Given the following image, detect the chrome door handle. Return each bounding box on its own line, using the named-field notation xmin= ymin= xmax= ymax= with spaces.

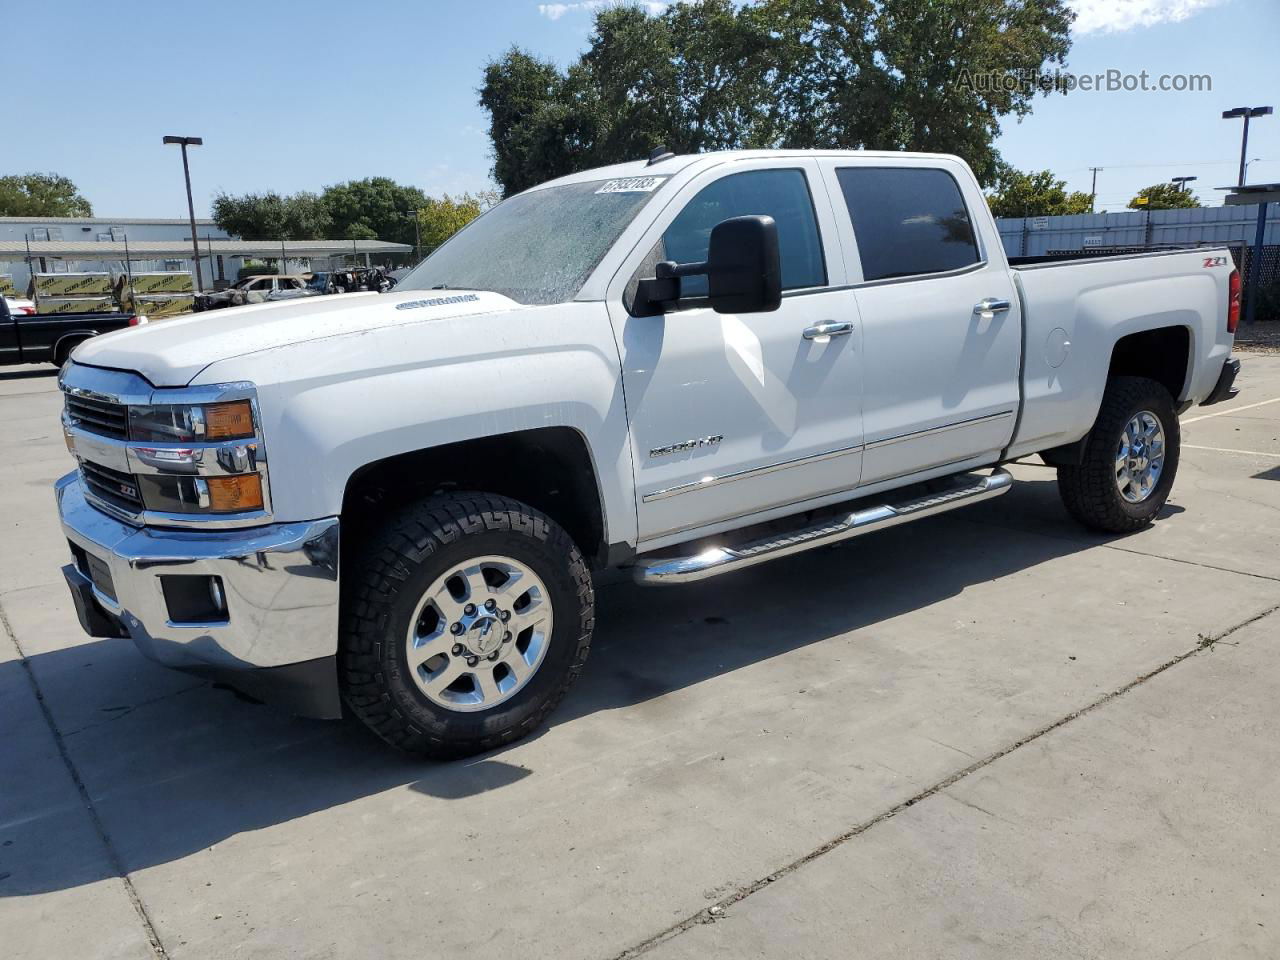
xmin=974 ymin=298 xmax=1012 ymax=316
xmin=803 ymin=320 xmax=853 ymax=341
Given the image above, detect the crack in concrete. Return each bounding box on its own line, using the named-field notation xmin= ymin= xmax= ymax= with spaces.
xmin=0 ymin=596 xmax=170 ymax=960
xmin=609 ymin=601 xmax=1280 ymax=960
xmin=61 ymin=681 xmax=209 ymax=738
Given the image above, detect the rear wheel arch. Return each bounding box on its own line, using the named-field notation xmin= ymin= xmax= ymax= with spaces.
xmin=52 ymin=332 xmax=97 ymax=367
xmin=1107 ymin=325 xmax=1192 ymax=402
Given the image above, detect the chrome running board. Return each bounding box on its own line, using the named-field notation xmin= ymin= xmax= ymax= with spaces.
xmin=633 ymin=469 xmax=1012 ymax=585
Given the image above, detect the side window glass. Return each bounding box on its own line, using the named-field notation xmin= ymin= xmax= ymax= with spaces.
xmin=834 ymin=167 xmax=979 ymax=282
xmin=662 ymin=168 xmax=826 ymax=298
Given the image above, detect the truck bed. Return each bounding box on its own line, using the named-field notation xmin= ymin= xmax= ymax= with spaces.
xmin=1006 ymin=245 xmax=1235 ymax=460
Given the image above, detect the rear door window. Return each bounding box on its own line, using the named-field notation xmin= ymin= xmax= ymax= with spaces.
xmin=835 ymin=167 xmax=980 ymax=282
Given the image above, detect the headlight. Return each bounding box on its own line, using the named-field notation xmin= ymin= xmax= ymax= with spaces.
xmin=129 ymin=400 xmax=256 ymax=443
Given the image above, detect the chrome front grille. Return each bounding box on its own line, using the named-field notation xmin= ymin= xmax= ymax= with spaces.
xmin=80 ymin=460 xmax=144 ymax=513
xmin=66 ymin=394 xmax=129 ymax=440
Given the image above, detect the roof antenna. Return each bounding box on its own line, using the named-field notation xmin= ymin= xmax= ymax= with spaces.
xmin=647 ymin=145 xmax=675 ymax=166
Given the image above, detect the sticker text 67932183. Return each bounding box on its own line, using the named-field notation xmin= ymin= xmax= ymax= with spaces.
xmin=596 ymin=177 xmax=667 ymax=194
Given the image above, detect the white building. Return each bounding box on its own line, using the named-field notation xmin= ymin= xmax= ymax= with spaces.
xmin=0 ymin=216 xmax=411 ymax=293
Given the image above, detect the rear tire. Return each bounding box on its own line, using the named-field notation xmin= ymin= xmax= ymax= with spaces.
xmin=339 ymin=492 xmax=593 ymax=759
xmin=1057 ymin=376 xmax=1180 ymax=533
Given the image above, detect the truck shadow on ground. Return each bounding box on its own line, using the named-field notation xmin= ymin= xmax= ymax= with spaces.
xmin=0 ymin=474 xmax=1158 ymax=897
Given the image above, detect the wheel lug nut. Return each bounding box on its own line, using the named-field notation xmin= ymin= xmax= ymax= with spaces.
xmin=503 ymin=631 xmax=512 ymax=642
xmin=488 ymin=651 xmax=499 ymax=661
xmin=466 ymin=656 xmax=479 ymax=667
xmin=499 ymin=610 xmax=510 ymax=622
xmin=484 ymin=599 xmax=496 ymax=611
xmin=450 ymin=622 xmax=464 ymax=635
xmin=451 ymin=643 xmax=463 ymax=655
xmin=464 ymin=603 xmax=476 ymax=616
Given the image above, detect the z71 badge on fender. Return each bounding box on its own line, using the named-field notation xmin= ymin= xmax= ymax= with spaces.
xmin=649 ymin=435 xmax=723 ymax=458
xmin=1203 ymin=256 xmax=1228 ymax=268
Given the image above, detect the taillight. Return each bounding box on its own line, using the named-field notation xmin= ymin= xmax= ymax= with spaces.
xmin=128 ymin=315 xmax=148 ymax=326
xmin=1227 ymin=269 xmax=1241 ymax=334
xmin=17 ymin=306 xmax=36 ymax=315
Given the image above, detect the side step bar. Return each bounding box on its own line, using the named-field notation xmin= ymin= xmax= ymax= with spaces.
xmin=633 ymin=469 xmax=1013 ymax=585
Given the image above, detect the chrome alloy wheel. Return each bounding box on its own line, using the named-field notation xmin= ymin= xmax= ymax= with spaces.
xmin=1115 ymin=410 xmax=1166 ymax=504
xmin=405 ymin=555 xmax=553 ymax=712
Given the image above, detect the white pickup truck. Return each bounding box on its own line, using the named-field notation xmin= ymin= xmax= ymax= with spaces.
xmin=56 ymin=150 xmax=1241 ymax=758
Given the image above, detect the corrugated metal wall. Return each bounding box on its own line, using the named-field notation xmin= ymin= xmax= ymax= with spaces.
xmin=997 ymin=204 xmax=1280 ymax=258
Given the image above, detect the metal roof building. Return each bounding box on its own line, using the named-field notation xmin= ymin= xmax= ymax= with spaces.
xmin=0 ymin=216 xmax=411 ymax=292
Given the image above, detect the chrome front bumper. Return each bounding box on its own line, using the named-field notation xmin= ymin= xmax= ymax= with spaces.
xmin=56 ymin=471 xmax=343 ymax=718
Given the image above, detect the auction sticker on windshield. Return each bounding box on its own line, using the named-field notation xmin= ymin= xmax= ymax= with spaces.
xmin=596 ymin=176 xmax=667 ymax=194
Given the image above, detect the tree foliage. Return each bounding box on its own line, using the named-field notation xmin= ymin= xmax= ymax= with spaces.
xmin=211 ymin=191 xmax=331 ymax=240
xmin=986 ymin=167 xmax=1093 ymax=218
xmin=212 ymin=177 xmax=430 ymax=247
xmin=480 ymin=0 xmax=1074 ymax=195
xmin=320 ymin=177 xmax=427 ymax=248
xmin=416 ymin=193 xmax=495 ymax=254
xmin=1128 ymin=183 xmax=1201 ymax=210
xmin=0 ymin=172 xmax=93 ymax=217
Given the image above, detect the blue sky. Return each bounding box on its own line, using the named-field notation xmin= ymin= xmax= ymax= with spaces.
xmin=12 ymin=0 xmax=1278 ymax=218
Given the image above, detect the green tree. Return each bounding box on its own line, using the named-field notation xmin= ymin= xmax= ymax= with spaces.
xmin=320 ymin=177 xmax=427 ymax=248
xmin=986 ymin=168 xmax=1093 ymax=218
xmin=211 ymin=191 xmax=331 ymax=240
xmin=0 ymin=173 xmax=93 ymax=217
xmin=479 ymin=0 xmax=1073 ymax=195
xmin=1128 ymin=183 xmax=1201 ymax=210
xmin=416 ymin=193 xmax=490 ymax=254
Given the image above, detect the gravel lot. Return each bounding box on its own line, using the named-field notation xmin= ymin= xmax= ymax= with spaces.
xmin=3 ymin=354 xmax=1279 ymax=960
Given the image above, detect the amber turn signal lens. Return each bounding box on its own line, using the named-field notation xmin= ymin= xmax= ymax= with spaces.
xmin=206 ymin=474 xmax=264 ymax=512
xmin=205 ymin=401 xmax=255 ymax=440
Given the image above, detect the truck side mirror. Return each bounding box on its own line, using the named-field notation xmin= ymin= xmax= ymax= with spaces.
xmin=633 ymin=215 xmax=782 ymax=316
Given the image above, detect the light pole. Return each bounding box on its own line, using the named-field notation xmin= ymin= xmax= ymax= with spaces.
xmin=1172 ymin=176 xmax=1197 ymax=195
xmin=1222 ymin=107 xmax=1272 ymax=186
xmin=162 ymin=135 xmax=205 ymax=292
xmin=1089 ymin=166 xmax=1103 ymax=214
xmin=1244 ymin=158 xmax=1264 ymax=181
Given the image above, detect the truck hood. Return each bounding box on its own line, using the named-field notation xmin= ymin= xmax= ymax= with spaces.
xmin=72 ymin=288 xmax=521 ymax=386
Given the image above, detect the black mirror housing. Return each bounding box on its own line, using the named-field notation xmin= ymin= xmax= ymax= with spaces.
xmin=632 ymin=214 xmax=783 ymax=316
xmin=705 ymin=215 xmax=782 ymax=314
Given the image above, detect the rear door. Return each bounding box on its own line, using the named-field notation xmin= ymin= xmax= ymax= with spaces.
xmin=817 ymin=159 xmax=1021 ymax=485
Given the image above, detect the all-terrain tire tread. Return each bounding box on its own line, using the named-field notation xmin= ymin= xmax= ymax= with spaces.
xmin=1057 ymin=376 xmax=1180 ymax=534
xmin=339 ymin=492 xmax=593 ymax=759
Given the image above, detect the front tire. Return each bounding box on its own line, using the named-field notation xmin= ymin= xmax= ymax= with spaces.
xmin=1057 ymin=376 xmax=1180 ymax=533
xmin=340 ymin=492 xmax=594 ymax=759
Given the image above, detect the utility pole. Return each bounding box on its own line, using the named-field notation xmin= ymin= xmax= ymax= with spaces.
xmin=1089 ymin=167 xmax=1103 ymax=214
xmin=1222 ymin=107 xmax=1273 ymax=185
xmin=163 ymin=135 xmax=205 ymax=292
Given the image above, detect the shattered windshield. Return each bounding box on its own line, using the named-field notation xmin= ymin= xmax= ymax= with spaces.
xmin=398 ymin=177 xmax=668 ymax=305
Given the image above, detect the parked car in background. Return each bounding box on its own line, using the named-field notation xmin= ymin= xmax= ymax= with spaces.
xmin=54 ymin=149 xmax=1239 ymax=759
xmin=1 ymin=295 xmax=139 ymax=367
xmin=197 ymin=275 xmax=315 ymax=311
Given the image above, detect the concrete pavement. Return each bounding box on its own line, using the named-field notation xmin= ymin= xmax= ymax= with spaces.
xmin=1 ymin=354 xmax=1278 ymax=959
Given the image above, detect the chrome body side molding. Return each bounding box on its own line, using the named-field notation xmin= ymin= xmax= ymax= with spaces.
xmin=641 ymin=442 xmax=865 ymax=503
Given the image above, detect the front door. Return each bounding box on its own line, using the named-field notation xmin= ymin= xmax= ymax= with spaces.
xmin=608 ymin=161 xmax=865 ymax=547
